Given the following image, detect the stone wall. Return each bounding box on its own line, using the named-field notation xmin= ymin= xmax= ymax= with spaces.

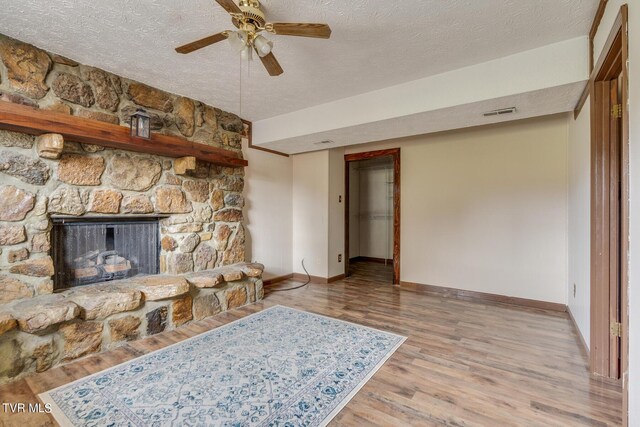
xmin=0 ymin=33 xmax=247 ymax=303
xmin=0 ymin=262 xmax=264 ymax=384
xmin=0 ymin=34 xmax=254 ymax=383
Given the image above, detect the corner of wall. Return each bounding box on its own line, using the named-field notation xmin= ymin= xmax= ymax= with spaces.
xmin=291 ymin=150 xmax=330 ymax=278
xmin=328 ymin=148 xmax=346 ymax=278
xmin=243 ymin=142 xmax=293 ymax=280
xmin=566 ymin=98 xmax=591 ymax=349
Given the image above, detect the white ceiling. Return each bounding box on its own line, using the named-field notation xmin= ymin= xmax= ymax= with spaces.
xmin=0 ymin=0 xmax=597 ymax=122
xmin=262 ymin=82 xmax=586 ymax=154
xmin=253 ymin=35 xmax=589 ymax=154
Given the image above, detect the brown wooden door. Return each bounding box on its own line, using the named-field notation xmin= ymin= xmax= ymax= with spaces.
xmin=591 ymin=77 xmax=622 ymax=379
xmin=588 ymin=5 xmax=629 ymax=421
xmin=608 ymin=76 xmax=622 ymax=378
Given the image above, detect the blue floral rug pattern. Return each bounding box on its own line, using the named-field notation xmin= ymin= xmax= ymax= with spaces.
xmin=40 ymin=305 xmax=406 ymax=426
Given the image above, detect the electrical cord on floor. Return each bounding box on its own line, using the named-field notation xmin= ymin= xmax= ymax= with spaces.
xmin=268 ymin=259 xmax=311 ymax=292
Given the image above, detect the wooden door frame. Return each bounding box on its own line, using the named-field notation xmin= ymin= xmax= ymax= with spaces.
xmin=589 ymin=2 xmax=629 ymax=398
xmin=344 ymin=148 xmax=401 ymax=284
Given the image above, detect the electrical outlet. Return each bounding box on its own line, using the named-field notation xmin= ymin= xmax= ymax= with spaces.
xmin=338 ymin=195 xmax=342 ymax=203
xmin=338 ymin=254 xmax=342 ymax=263
xmin=573 ymin=283 xmax=576 ymax=298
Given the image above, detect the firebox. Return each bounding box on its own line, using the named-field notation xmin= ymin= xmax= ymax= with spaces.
xmin=51 ymin=216 xmax=162 ymax=291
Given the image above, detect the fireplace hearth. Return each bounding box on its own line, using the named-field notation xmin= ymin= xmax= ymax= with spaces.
xmin=51 ymin=216 xmax=162 ymax=290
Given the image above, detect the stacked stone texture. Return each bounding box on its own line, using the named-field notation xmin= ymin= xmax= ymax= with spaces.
xmin=0 ymin=34 xmax=256 ymax=383
xmin=0 ymin=262 xmax=264 ymax=384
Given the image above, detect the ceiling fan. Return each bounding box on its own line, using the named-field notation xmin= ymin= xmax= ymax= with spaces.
xmin=175 ymin=0 xmax=332 ymax=76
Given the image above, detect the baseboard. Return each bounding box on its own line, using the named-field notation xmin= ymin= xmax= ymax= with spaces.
xmin=350 ymin=256 xmax=394 ymax=264
xmin=290 ymin=273 xmax=346 ymax=284
xmin=292 ymin=273 xmax=326 ymax=284
xmin=567 ymin=305 xmax=590 ymax=361
xmin=589 ymin=372 xmax=623 ymax=386
xmin=263 ymin=274 xmax=293 ymax=286
xmin=567 ymin=309 xmax=622 ymax=386
xmin=328 ymin=274 xmax=345 ymax=283
xmin=399 ymin=281 xmax=567 ymax=313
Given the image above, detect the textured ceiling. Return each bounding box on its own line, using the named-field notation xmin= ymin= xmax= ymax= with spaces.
xmin=262 ymin=82 xmax=586 ymax=154
xmin=0 ymin=0 xmax=597 ymax=121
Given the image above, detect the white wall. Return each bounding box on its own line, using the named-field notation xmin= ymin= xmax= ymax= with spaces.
xmin=593 ymin=2 xmax=639 ymax=422
xmin=292 ymin=150 xmax=329 ymax=277
xmin=344 ymin=115 xmax=569 ymax=304
xmin=243 ymin=142 xmax=293 ymax=280
xmin=290 ymin=148 xmax=345 ymax=280
xmin=327 ymin=148 xmax=345 ymax=278
xmin=349 ymin=163 xmax=361 ymax=258
xmin=567 ymin=103 xmax=591 ymax=348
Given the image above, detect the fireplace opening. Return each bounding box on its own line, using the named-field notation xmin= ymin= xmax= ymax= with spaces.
xmin=51 ymin=216 xmax=163 ymax=291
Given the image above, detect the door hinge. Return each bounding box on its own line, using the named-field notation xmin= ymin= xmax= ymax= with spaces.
xmin=612 ymin=104 xmax=623 ymax=119
xmin=610 ymin=322 xmax=622 ymax=337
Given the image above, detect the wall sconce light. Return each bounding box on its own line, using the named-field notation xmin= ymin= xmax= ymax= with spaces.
xmin=130 ymin=108 xmax=151 ymax=139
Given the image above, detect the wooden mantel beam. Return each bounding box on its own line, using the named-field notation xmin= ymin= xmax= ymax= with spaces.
xmin=0 ymin=101 xmax=248 ymax=168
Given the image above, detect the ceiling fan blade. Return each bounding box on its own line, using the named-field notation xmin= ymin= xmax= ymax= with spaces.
xmin=269 ymin=23 xmax=332 ymax=39
xmin=257 ymin=50 xmax=284 ymax=76
xmin=175 ymin=32 xmax=228 ymax=54
xmin=215 ymin=0 xmax=242 ymax=15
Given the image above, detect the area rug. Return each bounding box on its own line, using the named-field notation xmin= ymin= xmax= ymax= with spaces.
xmin=40 ymin=305 xmax=406 ymax=426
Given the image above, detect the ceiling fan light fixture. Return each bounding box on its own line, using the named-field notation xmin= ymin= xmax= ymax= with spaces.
xmin=228 ymin=30 xmax=248 ymax=52
xmin=253 ymin=35 xmax=273 ymax=57
xmin=240 ymin=45 xmax=253 ymax=61
xmin=175 ymin=0 xmax=332 ymax=77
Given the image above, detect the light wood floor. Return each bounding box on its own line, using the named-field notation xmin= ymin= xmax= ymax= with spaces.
xmin=0 ymin=261 xmax=622 ymax=426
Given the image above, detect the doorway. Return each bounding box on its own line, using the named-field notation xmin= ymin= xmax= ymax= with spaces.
xmin=589 ymin=4 xmax=628 ymax=390
xmin=345 ymin=149 xmax=400 ymax=284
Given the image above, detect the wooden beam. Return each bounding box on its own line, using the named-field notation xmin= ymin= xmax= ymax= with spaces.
xmin=574 ymin=83 xmax=590 ymax=119
xmin=589 ymin=0 xmax=609 ymax=72
xmin=0 ymin=101 xmax=248 ymax=168
xmin=577 ymin=0 xmax=609 ymax=117
xmin=344 ymin=148 xmax=400 ymax=162
xmin=593 ymin=13 xmax=623 ymax=82
xmin=242 ymin=119 xmax=290 ymax=157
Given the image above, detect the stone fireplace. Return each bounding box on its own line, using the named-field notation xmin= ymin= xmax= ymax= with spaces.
xmin=0 ymin=34 xmax=264 ymax=384
xmin=51 ymin=216 xmax=162 ymax=290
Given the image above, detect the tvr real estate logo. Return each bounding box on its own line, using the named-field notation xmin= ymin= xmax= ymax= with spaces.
xmin=2 ymin=402 xmax=52 ymax=413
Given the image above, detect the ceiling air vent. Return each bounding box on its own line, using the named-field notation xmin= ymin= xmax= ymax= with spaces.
xmin=483 ymin=107 xmax=517 ymax=117
xmin=313 ymin=140 xmax=334 ymax=145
